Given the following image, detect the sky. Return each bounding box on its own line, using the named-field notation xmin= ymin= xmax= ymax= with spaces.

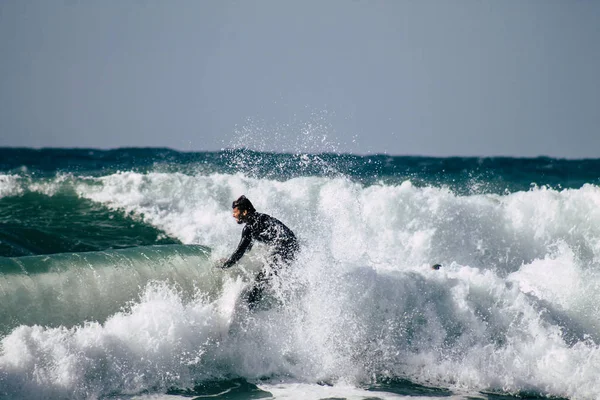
xmin=0 ymin=0 xmax=599 ymax=158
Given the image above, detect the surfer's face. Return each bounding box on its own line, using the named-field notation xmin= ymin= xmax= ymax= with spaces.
xmin=232 ymin=207 xmax=247 ymax=224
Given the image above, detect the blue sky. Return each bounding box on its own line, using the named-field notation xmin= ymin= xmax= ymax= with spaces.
xmin=1 ymin=1 xmax=599 ymax=157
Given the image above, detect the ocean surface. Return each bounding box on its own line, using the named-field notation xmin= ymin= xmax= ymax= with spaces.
xmin=1 ymin=148 xmax=600 ymax=399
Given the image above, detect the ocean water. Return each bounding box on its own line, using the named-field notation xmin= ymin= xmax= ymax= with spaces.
xmin=1 ymin=148 xmax=600 ymax=399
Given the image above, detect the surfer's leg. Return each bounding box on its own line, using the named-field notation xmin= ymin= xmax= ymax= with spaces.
xmin=245 ymin=254 xmax=292 ymax=309
xmin=245 ymin=270 xmax=268 ymax=309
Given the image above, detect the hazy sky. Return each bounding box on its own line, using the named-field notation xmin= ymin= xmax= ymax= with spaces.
xmin=1 ymin=1 xmax=599 ymax=157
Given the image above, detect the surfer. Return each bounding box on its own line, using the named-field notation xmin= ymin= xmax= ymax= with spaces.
xmin=220 ymin=195 xmax=299 ymax=308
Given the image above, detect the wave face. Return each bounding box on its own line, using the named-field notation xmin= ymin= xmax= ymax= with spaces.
xmin=1 ymin=148 xmax=600 ymax=399
xmin=0 ymin=245 xmax=218 ymax=335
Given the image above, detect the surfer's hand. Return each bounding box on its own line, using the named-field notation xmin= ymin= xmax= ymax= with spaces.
xmin=215 ymin=258 xmax=229 ymax=269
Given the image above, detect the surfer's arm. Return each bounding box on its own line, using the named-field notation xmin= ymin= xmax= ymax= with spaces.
xmin=221 ymin=227 xmax=253 ymax=269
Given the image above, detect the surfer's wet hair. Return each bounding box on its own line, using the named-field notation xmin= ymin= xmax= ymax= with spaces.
xmin=232 ymin=195 xmax=256 ymax=213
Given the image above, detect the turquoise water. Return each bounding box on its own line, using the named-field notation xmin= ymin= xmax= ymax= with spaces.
xmin=1 ymin=148 xmax=599 ymax=399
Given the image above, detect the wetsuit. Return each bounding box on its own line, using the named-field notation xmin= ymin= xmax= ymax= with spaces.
xmin=222 ymin=212 xmax=299 ymax=307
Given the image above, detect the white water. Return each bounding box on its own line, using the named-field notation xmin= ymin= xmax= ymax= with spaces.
xmin=2 ymin=172 xmax=600 ymax=399
xmin=0 ymin=174 xmax=23 ymax=199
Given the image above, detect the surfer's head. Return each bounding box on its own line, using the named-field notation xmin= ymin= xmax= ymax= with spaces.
xmin=232 ymin=195 xmax=255 ymax=224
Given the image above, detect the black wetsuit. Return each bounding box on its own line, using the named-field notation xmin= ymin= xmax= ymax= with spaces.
xmin=222 ymin=212 xmax=299 ymax=306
